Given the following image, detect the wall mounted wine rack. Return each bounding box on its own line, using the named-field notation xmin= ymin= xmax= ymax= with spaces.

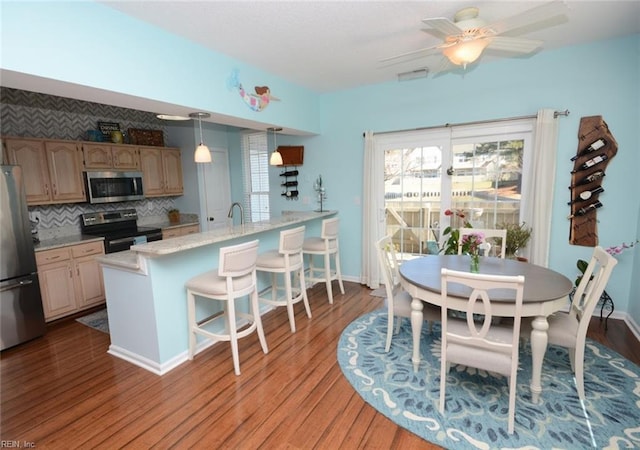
xmin=568 ymin=116 xmax=618 ymax=246
xmin=280 ymin=168 xmax=299 ymax=200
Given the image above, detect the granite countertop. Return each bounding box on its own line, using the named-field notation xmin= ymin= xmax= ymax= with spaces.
xmin=127 ymin=210 xmax=336 ymax=257
xmin=34 ymin=234 xmax=104 ymax=252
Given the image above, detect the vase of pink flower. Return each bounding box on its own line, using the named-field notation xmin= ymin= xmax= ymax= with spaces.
xmin=461 ymin=232 xmax=484 ymax=273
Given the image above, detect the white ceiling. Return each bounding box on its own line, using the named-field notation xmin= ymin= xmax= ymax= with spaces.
xmin=101 ymin=0 xmax=640 ymax=93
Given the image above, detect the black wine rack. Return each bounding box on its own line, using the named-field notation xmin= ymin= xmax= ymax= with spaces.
xmin=280 ymin=168 xmax=299 ymax=200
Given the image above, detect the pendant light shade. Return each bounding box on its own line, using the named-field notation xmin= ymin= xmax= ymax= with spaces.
xmin=189 ymin=112 xmax=211 ymax=163
xmin=269 ymin=150 xmax=283 ymax=166
xmin=268 ymin=127 xmax=283 ymax=166
xmin=194 ymin=144 xmax=211 ymax=163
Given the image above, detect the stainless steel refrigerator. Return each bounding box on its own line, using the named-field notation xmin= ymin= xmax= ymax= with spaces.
xmin=1 ymin=165 xmax=46 ymax=350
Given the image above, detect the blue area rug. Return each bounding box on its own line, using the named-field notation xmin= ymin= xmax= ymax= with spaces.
xmin=76 ymin=309 xmax=109 ymax=334
xmin=337 ymin=309 xmax=640 ymax=449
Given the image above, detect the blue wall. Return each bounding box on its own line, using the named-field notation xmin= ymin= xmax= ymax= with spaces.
xmin=2 ymin=2 xmax=638 ymax=323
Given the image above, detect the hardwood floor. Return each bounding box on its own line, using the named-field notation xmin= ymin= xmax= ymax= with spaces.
xmin=1 ymin=282 xmax=638 ymax=449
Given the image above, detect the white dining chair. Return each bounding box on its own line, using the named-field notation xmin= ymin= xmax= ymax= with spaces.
xmin=376 ymin=236 xmax=440 ymax=352
xmin=520 ymin=245 xmax=617 ymax=400
xmin=439 ymin=268 xmax=525 ymax=434
xmin=458 ymin=228 xmax=507 ymax=258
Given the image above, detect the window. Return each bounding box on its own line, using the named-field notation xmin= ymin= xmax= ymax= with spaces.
xmin=380 ymin=119 xmax=533 ymax=256
xmin=241 ymin=131 xmax=270 ymax=222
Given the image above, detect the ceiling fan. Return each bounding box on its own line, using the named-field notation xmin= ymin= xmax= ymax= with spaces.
xmin=381 ymin=1 xmax=568 ymax=72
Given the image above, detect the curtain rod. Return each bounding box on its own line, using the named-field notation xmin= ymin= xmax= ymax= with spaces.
xmin=368 ymin=109 xmax=570 ymax=137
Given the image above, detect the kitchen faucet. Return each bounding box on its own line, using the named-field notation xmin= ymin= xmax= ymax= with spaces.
xmin=227 ymin=202 xmax=244 ymax=225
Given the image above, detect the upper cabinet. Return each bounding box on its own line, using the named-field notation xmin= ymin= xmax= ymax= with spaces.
xmin=139 ymin=146 xmax=183 ymax=197
xmin=4 ymin=137 xmax=85 ymax=205
xmin=3 ymin=136 xmax=183 ymax=204
xmin=44 ymin=140 xmax=86 ymax=203
xmin=83 ymin=143 xmax=139 ymax=170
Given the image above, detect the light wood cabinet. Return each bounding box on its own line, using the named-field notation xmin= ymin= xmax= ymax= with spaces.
xmin=4 ymin=137 xmax=85 ymax=205
xmin=44 ymin=140 xmax=85 ymax=203
xmin=3 ymin=138 xmax=52 ymax=204
xmin=36 ymin=241 xmax=105 ymax=321
xmin=162 ymin=224 xmax=199 ymax=239
xmin=3 ymin=136 xmax=184 ymax=203
xmin=139 ymin=146 xmax=183 ymax=197
xmin=83 ymin=143 xmax=139 ymax=170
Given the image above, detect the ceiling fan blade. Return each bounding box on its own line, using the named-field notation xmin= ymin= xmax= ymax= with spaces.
xmin=421 ymin=17 xmax=464 ymax=36
xmin=487 ymin=36 xmax=544 ymax=54
xmin=379 ymin=44 xmax=442 ymax=63
xmin=485 ymin=0 xmax=568 ymax=36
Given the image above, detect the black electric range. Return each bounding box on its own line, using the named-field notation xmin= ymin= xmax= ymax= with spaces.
xmin=80 ymin=209 xmax=162 ymax=254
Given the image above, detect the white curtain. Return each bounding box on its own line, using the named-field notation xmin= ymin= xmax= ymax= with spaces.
xmin=361 ymin=131 xmax=384 ymax=288
xmin=521 ymin=109 xmax=559 ymax=267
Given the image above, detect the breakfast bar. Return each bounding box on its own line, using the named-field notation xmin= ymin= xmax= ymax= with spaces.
xmin=97 ymin=210 xmax=336 ymax=375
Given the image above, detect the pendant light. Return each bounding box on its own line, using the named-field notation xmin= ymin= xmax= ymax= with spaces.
xmin=268 ymin=127 xmax=283 ymax=166
xmin=189 ymin=112 xmax=212 ymax=163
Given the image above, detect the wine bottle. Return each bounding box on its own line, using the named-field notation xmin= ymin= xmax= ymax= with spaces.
xmin=280 ymin=170 xmax=299 ymax=177
xmin=567 ymin=200 xmax=602 ymax=219
xmin=569 ymin=170 xmax=605 ymax=188
xmin=571 ymin=154 xmax=608 ymax=173
xmin=281 ymin=181 xmax=298 ymax=187
xmin=570 ymin=138 xmax=607 ymax=161
xmin=567 ymin=186 xmax=604 ymax=205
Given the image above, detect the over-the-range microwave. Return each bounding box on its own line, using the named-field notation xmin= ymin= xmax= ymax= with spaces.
xmin=85 ymin=171 xmax=145 ymax=204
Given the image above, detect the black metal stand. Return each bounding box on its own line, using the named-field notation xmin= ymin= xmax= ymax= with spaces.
xmin=598 ymin=290 xmax=614 ymax=331
xmin=569 ymin=288 xmax=615 ymax=331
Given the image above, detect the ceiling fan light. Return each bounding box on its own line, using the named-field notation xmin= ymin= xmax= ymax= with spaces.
xmin=269 ymin=150 xmax=283 ymax=166
xmin=194 ymin=144 xmax=212 ymax=163
xmin=443 ymin=38 xmax=492 ymax=67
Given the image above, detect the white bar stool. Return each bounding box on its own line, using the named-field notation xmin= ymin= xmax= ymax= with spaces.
xmin=185 ymin=239 xmax=268 ymax=376
xmin=256 ymin=226 xmax=311 ymax=333
xmin=302 ymin=217 xmax=345 ymax=304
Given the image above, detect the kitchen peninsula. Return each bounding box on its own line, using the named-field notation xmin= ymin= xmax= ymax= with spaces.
xmin=97 ymin=210 xmax=336 ymax=375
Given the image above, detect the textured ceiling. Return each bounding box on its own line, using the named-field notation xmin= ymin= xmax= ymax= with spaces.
xmin=101 ymin=1 xmax=640 ymax=92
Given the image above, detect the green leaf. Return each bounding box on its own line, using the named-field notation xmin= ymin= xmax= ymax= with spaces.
xmin=576 ymin=259 xmax=588 ymax=273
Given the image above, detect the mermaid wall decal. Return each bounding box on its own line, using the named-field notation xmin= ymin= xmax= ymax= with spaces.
xmin=227 ymin=69 xmax=280 ymax=112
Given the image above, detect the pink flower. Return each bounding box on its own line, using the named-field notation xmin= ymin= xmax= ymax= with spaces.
xmin=461 ymin=232 xmax=484 ymax=255
xmin=605 ymin=240 xmax=639 ymax=257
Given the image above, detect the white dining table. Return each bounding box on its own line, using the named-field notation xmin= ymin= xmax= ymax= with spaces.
xmin=399 ymin=255 xmax=574 ymax=404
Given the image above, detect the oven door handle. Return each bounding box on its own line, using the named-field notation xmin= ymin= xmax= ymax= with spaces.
xmin=108 ymin=236 xmax=136 ymax=245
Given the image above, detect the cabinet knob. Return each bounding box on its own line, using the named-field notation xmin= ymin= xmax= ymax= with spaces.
xmin=208 ymin=217 xmax=214 ymax=221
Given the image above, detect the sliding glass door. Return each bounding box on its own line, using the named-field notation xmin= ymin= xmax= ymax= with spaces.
xmin=380 ymin=120 xmax=532 ymax=258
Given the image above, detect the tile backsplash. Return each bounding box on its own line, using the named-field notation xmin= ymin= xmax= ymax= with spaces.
xmin=1 ymin=87 xmax=169 ymax=142
xmin=32 ymin=198 xmax=177 ymax=240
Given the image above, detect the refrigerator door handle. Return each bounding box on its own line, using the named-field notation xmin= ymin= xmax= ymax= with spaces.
xmin=0 ymin=278 xmax=34 ymax=292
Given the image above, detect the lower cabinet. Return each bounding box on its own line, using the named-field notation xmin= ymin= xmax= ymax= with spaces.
xmin=36 ymin=241 xmax=105 ymax=322
xmin=162 ymin=224 xmax=200 ymax=239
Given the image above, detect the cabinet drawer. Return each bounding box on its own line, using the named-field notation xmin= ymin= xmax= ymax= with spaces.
xmin=182 ymin=225 xmax=200 ymax=235
xmin=36 ymin=247 xmax=71 ymax=265
xmin=162 ymin=229 xmax=181 ymax=239
xmin=71 ymin=241 xmax=104 ymax=258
